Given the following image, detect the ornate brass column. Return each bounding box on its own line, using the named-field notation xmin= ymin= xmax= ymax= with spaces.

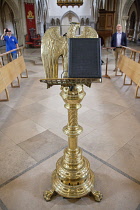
xmin=43 ymin=85 xmax=103 ymax=201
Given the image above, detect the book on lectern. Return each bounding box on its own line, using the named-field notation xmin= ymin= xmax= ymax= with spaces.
xmin=68 ymin=38 xmax=102 ymax=79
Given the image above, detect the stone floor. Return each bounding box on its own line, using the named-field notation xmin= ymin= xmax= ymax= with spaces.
xmin=0 ymin=43 xmax=140 ymax=210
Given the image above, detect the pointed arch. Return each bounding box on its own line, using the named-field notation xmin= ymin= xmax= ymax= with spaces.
xmin=4 ymin=0 xmax=20 ymax=19
xmin=60 ymin=11 xmax=80 ymax=25
xmin=60 ymin=11 xmax=80 ymax=35
xmin=122 ymin=0 xmax=135 ymax=17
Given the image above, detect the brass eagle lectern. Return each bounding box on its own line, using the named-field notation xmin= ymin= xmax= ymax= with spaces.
xmin=40 ymin=23 xmax=103 ymax=202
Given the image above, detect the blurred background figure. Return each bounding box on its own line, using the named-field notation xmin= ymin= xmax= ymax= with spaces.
xmin=111 ymin=24 xmax=127 ymax=71
xmin=1 ymin=28 xmax=18 ymax=60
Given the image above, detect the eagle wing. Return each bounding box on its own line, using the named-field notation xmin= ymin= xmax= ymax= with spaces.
xmin=41 ymin=27 xmax=63 ymax=78
xmin=79 ymin=26 xmax=98 ymax=38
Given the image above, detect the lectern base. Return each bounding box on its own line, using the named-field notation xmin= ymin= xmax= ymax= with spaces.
xmin=44 ymin=169 xmax=102 ymax=201
xmin=44 ymin=149 xmax=102 ymax=202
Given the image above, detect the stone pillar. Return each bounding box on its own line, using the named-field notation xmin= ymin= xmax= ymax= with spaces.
xmin=133 ymin=20 xmax=139 ymax=42
xmin=90 ymin=21 xmax=95 ymax=28
xmin=14 ymin=18 xmax=24 ymax=46
xmin=122 ymin=16 xmax=129 ymax=32
xmin=37 ymin=18 xmax=41 ymax=35
xmin=126 ymin=18 xmax=130 ymax=35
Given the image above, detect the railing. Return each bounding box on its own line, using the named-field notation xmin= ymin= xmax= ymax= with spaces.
xmin=0 ymin=46 xmax=24 ymax=66
xmin=121 ymin=46 xmax=140 ymax=63
xmin=102 ymin=47 xmax=115 ymax=78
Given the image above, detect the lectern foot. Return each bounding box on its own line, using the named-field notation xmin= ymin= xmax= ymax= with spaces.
xmin=90 ymin=189 xmax=103 ymax=202
xmin=43 ymin=189 xmax=57 ymax=201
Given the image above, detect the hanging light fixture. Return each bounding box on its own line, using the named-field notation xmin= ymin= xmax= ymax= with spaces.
xmin=57 ymin=0 xmax=83 ymax=7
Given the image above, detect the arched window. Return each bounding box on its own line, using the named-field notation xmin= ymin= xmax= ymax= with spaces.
xmin=56 ymin=18 xmax=60 ymax=26
xmin=80 ymin=18 xmax=84 ymax=26
xmin=51 ymin=18 xmax=55 ymax=26
xmin=86 ymin=18 xmax=89 ymax=25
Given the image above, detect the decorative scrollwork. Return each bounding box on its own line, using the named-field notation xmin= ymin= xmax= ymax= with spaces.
xmin=43 ymin=189 xmax=56 ymax=201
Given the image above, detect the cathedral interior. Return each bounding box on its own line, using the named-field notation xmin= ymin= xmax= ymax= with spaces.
xmin=0 ymin=0 xmax=140 ymax=210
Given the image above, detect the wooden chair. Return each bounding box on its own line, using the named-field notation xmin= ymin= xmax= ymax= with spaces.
xmin=25 ymin=34 xmax=33 ymax=48
xmin=32 ymin=34 xmax=41 ymax=47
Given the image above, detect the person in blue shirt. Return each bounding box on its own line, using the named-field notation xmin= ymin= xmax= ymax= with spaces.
xmin=1 ymin=28 xmax=19 ymax=60
xmin=111 ymin=24 xmax=127 ymax=71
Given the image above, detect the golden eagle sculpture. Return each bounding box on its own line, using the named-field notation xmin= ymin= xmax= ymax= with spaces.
xmin=41 ymin=23 xmax=98 ymax=78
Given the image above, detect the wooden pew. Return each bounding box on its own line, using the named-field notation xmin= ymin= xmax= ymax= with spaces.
xmin=118 ymin=54 xmax=140 ymax=98
xmin=115 ymin=46 xmax=140 ymax=76
xmin=0 ymin=72 xmax=9 ymax=101
xmin=0 ymin=48 xmax=28 ymax=101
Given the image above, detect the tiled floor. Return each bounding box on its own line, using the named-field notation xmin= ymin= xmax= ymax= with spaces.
xmin=0 ymin=42 xmax=140 ymax=210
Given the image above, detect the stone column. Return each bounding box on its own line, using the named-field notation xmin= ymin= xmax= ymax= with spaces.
xmin=134 ymin=20 xmax=139 ymax=42
xmin=14 ymin=18 xmax=24 ymax=46
xmin=122 ymin=16 xmax=129 ymax=32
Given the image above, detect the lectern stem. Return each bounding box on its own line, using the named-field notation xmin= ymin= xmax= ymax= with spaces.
xmin=43 ymin=85 xmax=103 ymax=202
